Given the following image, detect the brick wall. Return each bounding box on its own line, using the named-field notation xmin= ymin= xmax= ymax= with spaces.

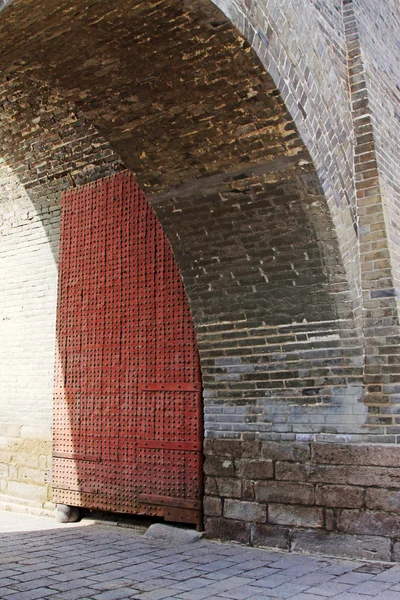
xmin=354 ymin=0 xmax=400 ymax=290
xmin=341 ymin=1 xmax=400 ymax=429
xmin=0 ymin=168 xmax=56 ymax=510
xmin=0 ymin=0 xmax=364 ymax=447
xmin=0 ymin=0 xmax=361 ymax=319
xmin=214 ymin=0 xmax=362 ymax=320
xmin=205 ymin=439 xmax=400 ymax=561
xmin=0 ymin=76 xmax=121 ymax=511
xmin=0 ymin=0 xmax=399 ymax=560
xmin=154 ymin=165 xmax=364 ymax=440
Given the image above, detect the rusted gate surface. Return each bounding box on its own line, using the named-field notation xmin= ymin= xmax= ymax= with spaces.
xmin=53 ymin=171 xmax=203 ymax=527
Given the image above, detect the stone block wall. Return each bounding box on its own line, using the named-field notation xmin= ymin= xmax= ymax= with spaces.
xmin=204 ymin=439 xmax=400 ymax=561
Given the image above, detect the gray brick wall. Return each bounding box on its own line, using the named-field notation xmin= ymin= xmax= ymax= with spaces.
xmin=214 ymin=0 xmax=361 ymax=317
xmin=354 ymin=0 xmax=400 ymax=289
xmin=0 ymin=169 xmax=56 ymax=507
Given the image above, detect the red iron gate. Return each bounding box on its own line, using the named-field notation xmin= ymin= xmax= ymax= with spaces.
xmin=53 ymin=171 xmax=203 ymax=527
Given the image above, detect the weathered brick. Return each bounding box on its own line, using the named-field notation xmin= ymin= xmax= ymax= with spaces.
xmin=365 ymin=488 xmax=400 ymax=514
xmin=224 ymin=499 xmax=266 ymax=523
xmin=312 ymin=443 xmax=400 ymax=467
xmin=268 ymin=504 xmax=324 ymax=528
xmin=337 ymin=509 xmax=400 ymax=537
xmin=252 ymin=523 xmax=290 ymax=550
xmin=256 ymin=481 xmax=314 ymax=505
xmin=203 ymin=496 xmax=222 ymax=517
xmin=315 ymin=484 xmax=364 ymax=508
xmin=235 ymin=459 xmax=274 ymax=480
xmin=261 ymin=441 xmax=310 ymax=462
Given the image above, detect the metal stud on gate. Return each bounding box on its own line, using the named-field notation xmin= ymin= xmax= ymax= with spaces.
xmin=53 ymin=171 xmax=203 ymax=527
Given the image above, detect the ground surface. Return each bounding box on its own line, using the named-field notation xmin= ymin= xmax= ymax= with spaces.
xmin=1 ymin=511 xmax=400 ymax=599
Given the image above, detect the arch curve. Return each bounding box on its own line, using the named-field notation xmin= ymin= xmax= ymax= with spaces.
xmin=0 ymin=0 xmax=364 ymax=440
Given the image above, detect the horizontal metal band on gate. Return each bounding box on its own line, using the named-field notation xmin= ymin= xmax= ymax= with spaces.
xmin=55 ymin=383 xmax=202 ymax=393
xmin=54 ymin=388 xmax=103 ymax=394
xmin=138 ymin=383 xmax=201 ymax=392
xmin=138 ymin=494 xmax=202 ymax=510
xmin=137 ymin=441 xmax=202 ymax=451
xmin=53 ymin=485 xmax=98 ymax=493
xmin=53 ymin=452 xmax=101 ymax=462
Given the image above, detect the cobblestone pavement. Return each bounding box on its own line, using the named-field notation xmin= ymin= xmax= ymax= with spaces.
xmin=2 ymin=511 xmax=400 ymax=600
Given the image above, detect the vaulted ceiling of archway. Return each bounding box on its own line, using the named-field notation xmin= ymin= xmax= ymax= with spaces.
xmin=0 ymin=0 xmax=309 ymax=195
xmin=0 ymin=0 xmax=362 ymax=411
xmin=0 ymin=0 xmax=355 ymax=324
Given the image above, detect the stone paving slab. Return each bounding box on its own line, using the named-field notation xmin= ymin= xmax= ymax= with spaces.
xmin=2 ymin=511 xmax=400 ymax=599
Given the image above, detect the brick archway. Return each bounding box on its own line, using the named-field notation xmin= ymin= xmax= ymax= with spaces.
xmin=0 ymin=1 xmax=361 ymax=417
xmin=2 ymin=0 xmax=400 ymax=558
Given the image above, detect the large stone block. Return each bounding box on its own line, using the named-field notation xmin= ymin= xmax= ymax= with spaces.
xmin=311 ymin=443 xmax=400 ymax=467
xmin=324 ymin=508 xmax=335 ymax=531
xmin=205 ymin=517 xmax=251 ymax=544
xmin=204 ymin=456 xmax=235 ymax=477
xmin=366 ymin=488 xmax=400 ymax=514
xmin=215 ymin=477 xmax=242 ymax=498
xmin=252 ymin=523 xmax=290 ymax=550
xmin=242 ymin=440 xmax=263 ymax=459
xmin=276 ymin=461 xmax=400 ymax=488
xmin=256 ymin=481 xmax=314 ymax=504
xmin=391 ymin=540 xmax=400 ymax=562
xmin=203 ymin=495 xmax=222 ymax=517
xmin=291 ymin=530 xmax=391 ymax=562
xmin=7 ymin=480 xmax=49 ymax=503
xmin=224 ymin=499 xmax=266 ymax=523
xmin=337 ymin=509 xmax=400 ymax=537
xmin=268 ymin=504 xmax=324 ymax=528
xmin=235 ymin=459 xmax=274 ymax=480
xmin=204 ymin=476 xmax=218 ymax=495
xmin=242 ymin=479 xmax=255 ymax=500
xmin=262 ymin=441 xmax=310 ymax=462
xmin=204 ymin=439 xmax=243 ymax=458
xmin=315 ymin=484 xmax=364 ymax=508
